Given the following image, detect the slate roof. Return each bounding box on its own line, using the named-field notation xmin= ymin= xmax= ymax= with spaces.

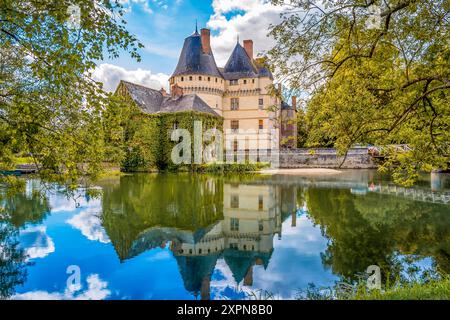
xmin=281 ymin=101 xmax=294 ymax=110
xmin=172 ymin=31 xmax=222 ymax=78
xmin=173 ymin=32 xmax=274 ymax=80
xmin=119 ymin=80 xmax=220 ymax=117
xmin=222 ymin=43 xmax=258 ymax=80
xmin=159 ymin=94 xmax=219 ymax=116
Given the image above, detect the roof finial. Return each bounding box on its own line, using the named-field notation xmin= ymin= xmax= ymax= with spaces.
xmin=195 ymin=19 xmax=198 ymax=34
xmin=237 ymin=34 xmax=240 ymax=44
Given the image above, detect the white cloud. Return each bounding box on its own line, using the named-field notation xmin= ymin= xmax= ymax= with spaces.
xmin=66 ymin=206 xmax=110 ymax=244
xmin=12 ymin=274 xmax=111 ymax=300
xmin=92 ymin=63 xmax=170 ymax=92
xmin=207 ymin=0 xmax=287 ymax=66
xmin=19 ymin=226 xmax=55 ymax=260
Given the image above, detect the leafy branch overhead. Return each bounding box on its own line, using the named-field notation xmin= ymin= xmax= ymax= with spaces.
xmin=268 ymin=0 xmax=450 ymax=185
xmin=0 ymin=0 xmax=143 ymax=185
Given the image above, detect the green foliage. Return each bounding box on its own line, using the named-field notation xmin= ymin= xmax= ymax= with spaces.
xmin=99 ymin=173 xmax=224 ymax=260
xmin=105 ymin=98 xmax=224 ymax=172
xmin=0 ymin=0 xmax=143 ymax=187
xmin=268 ymin=0 xmax=450 ymax=185
xmin=352 ymin=277 xmax=450 ymax=300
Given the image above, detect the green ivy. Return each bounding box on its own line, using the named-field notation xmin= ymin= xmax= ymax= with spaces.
xmin=120 ymin=103 xmax=223 ymax=172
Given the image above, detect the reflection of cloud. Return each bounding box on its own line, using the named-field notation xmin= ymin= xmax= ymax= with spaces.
xmin=210 ymin=259 xmax=252 ymax=300
xmin=19 ymin=226 xmax=55 ymax=260
xmin=146 ymin=250 xmax=171 ymax=262
xmin=66 ymin=207 xmax=110 ymax=244
xmin=12 ymin=274 xmax=111 ymax=300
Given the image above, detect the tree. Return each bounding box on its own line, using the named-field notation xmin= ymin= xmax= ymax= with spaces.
xmin=0 ymin=0 xmax=143 ymax=188
xmin=268 ymin=0 xmax=449 ymax=185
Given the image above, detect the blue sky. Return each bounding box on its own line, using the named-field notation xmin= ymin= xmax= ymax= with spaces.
xmin=93 ymin=0 xmax=286 ymax=91
xmin=106 ymin=0 xmax=215 ymax=74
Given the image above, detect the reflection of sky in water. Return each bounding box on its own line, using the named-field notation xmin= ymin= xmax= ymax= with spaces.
xmin=11 ymin=193 xmax=337 ymax=300
xmin=209 ymin=215 xmax=338 ymax=300
xmin=6 ymin=172 xmax=449 ymax=300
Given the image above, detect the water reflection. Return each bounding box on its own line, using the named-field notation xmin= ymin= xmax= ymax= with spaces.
xmin=0 ymin=171 xmax=449 ymax=299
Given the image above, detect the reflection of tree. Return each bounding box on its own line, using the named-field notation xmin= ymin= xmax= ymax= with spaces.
xmin=0 ymin=223 xmax=28 ymax=299
xmin=100 ymin=174 xmax=224 ymax=260
xmin=307 ymin=189 xmax=450 ymax=282
xmin=2 ymin=193 xmax=50 ymax=228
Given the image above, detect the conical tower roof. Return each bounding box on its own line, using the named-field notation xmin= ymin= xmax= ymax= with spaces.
xmin=222 ymin=42 xmax=258 ymax=80
xmin=172 ymin=32 xmax=222 ymax=78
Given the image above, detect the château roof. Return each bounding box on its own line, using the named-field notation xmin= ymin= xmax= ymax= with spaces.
xmin=118 ymin=81 xmax=220 ymax=117
xmin=172 ymin=32 xmax=222 ymax=78
xmin=222 ymin=42 xmax=258 ymax=80
xmin=172 ymin=31 xmax=274 ymax=80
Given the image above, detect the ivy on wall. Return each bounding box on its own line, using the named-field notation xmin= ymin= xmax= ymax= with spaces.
xmin=117 ymin=102 xmax=223 ymax=172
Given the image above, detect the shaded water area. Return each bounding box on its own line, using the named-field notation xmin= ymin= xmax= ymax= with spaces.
xmin=0 ymin=170 xmax=449 ymax=300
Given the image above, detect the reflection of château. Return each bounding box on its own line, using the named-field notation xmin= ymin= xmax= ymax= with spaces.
xmin=100 ymin=175 xmax=298 ymax=300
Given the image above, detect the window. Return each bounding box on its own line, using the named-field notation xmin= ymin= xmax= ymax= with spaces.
xmin=252 ymin=79 xmax=255 ymax=84
xmin=189 ymin=76 xmax=193 ymax=81
xmin=181 ymin=77 xmax=184 ymax=82
xmin=230 ymin=243 xmax=238 ymax=250
xmin=259 ymin=220 xmax=264 ymax=231
xmin=259 ymin=98 xmax=264 ymax=109
xmin=230 ymin=218 xmax=239 ymax=231
xmin=231 ymin=120 xmax=239 ymax=133
xmin=231 ymin=98 xmax=239 ymax=110
xmin=230 ymin=79 xmax=238 ymax=85
xmin=233 ymin=140 xmax=239 ymax=152
xmin=258 ymin=195 xmax=264 ymax=211
xmin=199 ymin=249 xmax=202 ymax=254
xmin=243 ymin=79 xmax=247 ymax=84
xmin=208 ymin=77 xmax=211 ymax=81
xmin=199 ymin=76 xmax=202 ymax=81
xmin=215 ymin=78 xmax=218 ymax=83
xmin=173 ymin=121 xmax=179 ymax=130
xmin=231 ymin=194 xmax=239 ymax=208
xmin=259 ymin=120 xmax=264 ymax=130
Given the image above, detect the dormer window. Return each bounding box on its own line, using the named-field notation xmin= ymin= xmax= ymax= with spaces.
xmin=230 ymin=79 xmax=238 ymax=85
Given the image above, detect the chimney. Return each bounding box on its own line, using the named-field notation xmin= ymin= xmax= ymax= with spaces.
xmin=243 ymin=39 xmax=253 ymax=60
xmin=201 ymin=28 xmax=211 ymax=54
xmin=171 ymin=84 xmax=183 ymax=99
xmin=292 ymin=96 xmax=297 ymax=110
xmin=244 ymin=266 xmax=253 ymax=286
xmin=160 ymin=87 xmax=168 ymax=97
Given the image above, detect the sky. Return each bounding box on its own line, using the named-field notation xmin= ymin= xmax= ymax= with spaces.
xmin=92 ymin=0 xmax=287 ymax=92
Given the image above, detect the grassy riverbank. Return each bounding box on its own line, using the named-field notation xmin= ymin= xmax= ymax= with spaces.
xmin=351 ymin=278 xmax=450 ymax=300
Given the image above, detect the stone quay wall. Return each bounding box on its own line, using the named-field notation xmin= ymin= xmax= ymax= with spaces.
xmin=278 ymin=148 xmax=377 ymax=169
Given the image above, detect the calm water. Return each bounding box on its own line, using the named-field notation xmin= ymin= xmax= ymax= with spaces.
xmin=1 ymin=170 xmax=449 ymax=300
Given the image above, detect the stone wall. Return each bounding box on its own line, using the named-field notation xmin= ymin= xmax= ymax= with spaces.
xmin=279 ymin=148 xmax=377 ymax=169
